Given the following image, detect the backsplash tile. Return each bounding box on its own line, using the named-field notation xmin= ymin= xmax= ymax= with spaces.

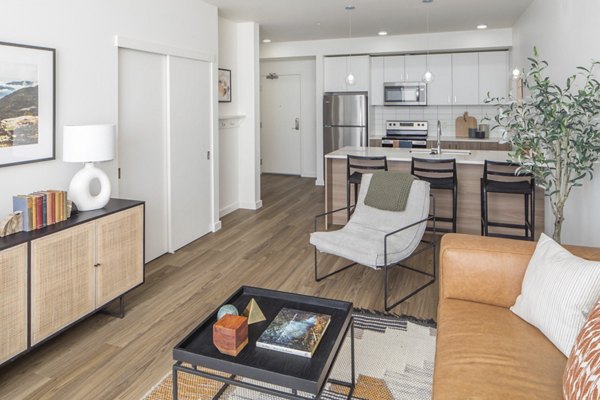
xmin=371 ymin=105 xmax=500 ymax=138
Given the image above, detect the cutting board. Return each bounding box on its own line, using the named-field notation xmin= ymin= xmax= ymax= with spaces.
xmin=455 ymin=112 xmax=478 ymax=137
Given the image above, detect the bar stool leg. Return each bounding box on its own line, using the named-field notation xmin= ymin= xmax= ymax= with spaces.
xmin=531 ymin=187 xmax=536 ymax=241
xmin=452 ymin=185 xmax=458 ymax=233
xmin=483 ymin=187 xmax=489 ymax=237
xmin=524 ymin=193 xmax=530 ymax=238
xmin=346 ymin=179 xmax=351 ymax=221
xmin=354 ymin=183 xmax=359 ymax=208
xmin=480 ymin=180 xmax=485 ymax=236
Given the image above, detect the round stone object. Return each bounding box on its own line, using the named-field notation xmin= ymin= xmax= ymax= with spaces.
xmin=217 ymin=304 xmax=239 ymax=320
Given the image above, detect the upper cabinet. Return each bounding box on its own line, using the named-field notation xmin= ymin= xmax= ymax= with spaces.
xmin=370 ymin=57 xmax=384 ymax=105
xmin=426 ymin=54 xmax=453 ymax=106
xmin=479 ymin=51 xmax=509 ymax=104
xmin=383 ymin=56 xmax=405 ymax=82
xmin=324 ymin=55 xmax=370 ymax=92
xmin=452 ymin=53 xmax=480 ymax=105
xmin=404 ymin=55 xmax=427 ymax=82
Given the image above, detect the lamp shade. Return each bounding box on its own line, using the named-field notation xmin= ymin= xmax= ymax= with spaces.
xmin=63 ymin=124 xmax=115 ymax=162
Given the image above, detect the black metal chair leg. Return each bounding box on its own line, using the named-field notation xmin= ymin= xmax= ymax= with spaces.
xmin=524 ymin=193 xmax=530 ymax=238
xmin=452 ymin=185 xmax=458 ymax=233
xmin=531 ymin=187 xmax=536 ymax=241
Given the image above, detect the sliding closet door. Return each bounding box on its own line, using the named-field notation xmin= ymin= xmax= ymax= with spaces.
xmin=118 ymin=48 xmax=168 ymax=262
xmin=167 ymin=56 xmax=212 ymax=252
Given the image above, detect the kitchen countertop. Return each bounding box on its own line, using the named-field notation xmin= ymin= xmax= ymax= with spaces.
xmin=325 ymin=146 xmax=512 ymax=165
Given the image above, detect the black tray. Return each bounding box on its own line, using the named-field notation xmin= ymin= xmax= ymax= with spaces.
xmin=173 ymin=286 xmax=353 ymax=394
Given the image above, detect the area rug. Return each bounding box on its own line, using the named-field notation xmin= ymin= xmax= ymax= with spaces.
xmin=143 ymin=311 xmax=436 ymax=400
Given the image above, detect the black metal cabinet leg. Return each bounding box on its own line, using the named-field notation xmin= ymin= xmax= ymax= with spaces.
xmin=100 ymin=295 xmax=125 ymax=319
xmin=173 ymin=364 xmax=179 ymax=400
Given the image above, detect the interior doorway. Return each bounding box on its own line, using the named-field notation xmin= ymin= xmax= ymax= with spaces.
xmin=260 ymin=74 xmax=302 ymax=175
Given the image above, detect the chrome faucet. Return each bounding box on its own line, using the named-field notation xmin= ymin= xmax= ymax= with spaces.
xmin=433 ymin=120 xmax=442 ymax=155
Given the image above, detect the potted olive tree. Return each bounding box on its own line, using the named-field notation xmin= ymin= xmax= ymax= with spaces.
xmin=490 ymin=49 xmax=600 ymax=243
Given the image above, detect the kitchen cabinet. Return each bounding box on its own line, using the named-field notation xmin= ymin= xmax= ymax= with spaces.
xmin=479 ymin=51 xmax=509 ymax=104
xmin=0 ymin=244 xmax=27 ymax=364
xmin=383 ymin=56 xmax=405 ymax=82
xmin=404 ymin=55 xmax=427 ymax=82
xmin=324 ymin=55 xmax=370 ymax=92
xmin=452 ymin=53 xmax=479 ymax=105
xmin=427 ymin=54 xmax=453 ymax=105
xmin=370 ymin=57 xmax=384 ymax=105
xmin=0 ymin=199 xmax=145 ymax=366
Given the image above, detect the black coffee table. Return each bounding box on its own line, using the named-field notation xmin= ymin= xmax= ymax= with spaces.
xmin=172 ymin=286 xmax=355 ymax=399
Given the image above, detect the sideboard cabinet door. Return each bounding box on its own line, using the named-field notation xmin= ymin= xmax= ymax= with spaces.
xmin=0 ymin=244 xmax=27 ymax=364
xmin=31 ymin=222 xmax=95 ymax=345
xmin=95 ymin=205 xmax=144 ymax=307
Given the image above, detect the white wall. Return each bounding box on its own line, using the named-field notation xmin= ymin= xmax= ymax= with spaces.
xmin=260 ymin=58 xmax=317 ymax=178
xmin=513 ymin=0 xmax=600 ymax=246
xmin=261 ymin=29 xmax=513 ymax=185
xmin=0 ymin=0 xmax=218 ymax=222
xmin=218 ymin=18 xmax=241 ymax=216
xmin=218 ymin=18 xmax=262 ymax=216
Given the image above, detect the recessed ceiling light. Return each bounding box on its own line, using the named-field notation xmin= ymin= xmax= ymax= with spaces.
xmin=345 ymin=5 xmax=355 ymax=10
xmin=477 ymin=24 xmax=488 ymax=30
xmin=378 ymin=31 xmax=388 ymax=36
xmin=262 ymin=39 xmax=272 ymax=43
xmin=422 ymin=0 xmax=433 ymax=3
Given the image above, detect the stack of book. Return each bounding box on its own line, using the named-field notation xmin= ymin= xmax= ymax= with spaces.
xmin=12 ymin=191 xmax=69 ymax=232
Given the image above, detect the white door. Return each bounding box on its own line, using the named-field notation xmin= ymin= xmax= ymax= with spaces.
xmin=452 ymin=53 xmax=479 ymax=105
xmin=404 ymin=55 xmax=427 ymax=82
xmin=427 ymin=54 xmax=453 ymax=105
xmin=118 ymin=48 xmax=168 ymax=262
xmin=260 ymin=74 xmax=301 ymax=175
xmin=479 ymin=51 xmax=509 ymax=104
xmin=167 ymin=56 xmax=213 ymax=252
xmin=384 ymin=55 xmax=405 ymax=82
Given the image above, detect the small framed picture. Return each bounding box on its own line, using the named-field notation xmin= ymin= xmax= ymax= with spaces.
xmin=0 ymin=41 xmax=55 ymax=167
xmin=218 ymin=68 xmax=232 ymax=103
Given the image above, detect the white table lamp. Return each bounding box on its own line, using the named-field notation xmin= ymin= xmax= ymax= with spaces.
xmin=63 ymin=124 xmax=115 ymax=211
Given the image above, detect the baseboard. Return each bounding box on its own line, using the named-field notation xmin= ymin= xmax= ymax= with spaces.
xmin=212 ymin=221 xmax=222 ymax=232
xmin=239 ymin=200 xmax=263 ymax=210
xmin=315 ymin=178 xmax=324 ymax=186
xmin=301 ymin=172 xmax=317 ymax=179
xmin=219 ymin=202 xmax=239 ymax=218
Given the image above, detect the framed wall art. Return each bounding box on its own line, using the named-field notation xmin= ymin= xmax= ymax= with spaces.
xmin=0 ymin=41 xmax=55 ymax=167
xmin=218 ymin=68 xmax=231 ymax=103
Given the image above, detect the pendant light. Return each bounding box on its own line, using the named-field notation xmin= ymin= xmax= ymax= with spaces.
xmin=345 ymin=5 xmax=356 ymax=86
xmin=422 ymin=0 xmax=434 ymax=83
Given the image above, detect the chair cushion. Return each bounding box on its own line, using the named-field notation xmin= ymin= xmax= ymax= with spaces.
xmin=484 ymin=179 xmax=532 ymax=194
xmin=348 ymin=171 xmax=362 ymax=185
xmin=563 ymin=300 xmax=600 ymax=400
xmin=310 ymin=174 xmax=430 ymax=268
xmin=433 ymin=299 xmax=567 ymax=400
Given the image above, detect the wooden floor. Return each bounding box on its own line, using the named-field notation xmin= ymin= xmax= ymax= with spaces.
xmin=0 ymin=174 xmax=438 ymax=400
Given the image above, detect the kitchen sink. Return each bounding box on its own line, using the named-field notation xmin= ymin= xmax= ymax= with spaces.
xmin=410 ymin=149 xmax=472 ymax=156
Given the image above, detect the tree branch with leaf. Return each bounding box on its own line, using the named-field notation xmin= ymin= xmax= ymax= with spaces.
xmin=488 ymin=48 xmax=600 ymax=243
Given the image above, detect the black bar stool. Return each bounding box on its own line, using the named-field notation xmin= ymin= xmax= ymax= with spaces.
xmin=411 ymin=157 xmax=458 ymax=233
xmin=480 ymin=160 xmax=535 ymax=241
xmin=346 ymin=155 xmax=388 ymax=218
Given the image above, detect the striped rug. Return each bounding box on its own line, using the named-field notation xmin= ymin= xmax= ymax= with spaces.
xmin=143 ymin=311 xmax=436 ymax=400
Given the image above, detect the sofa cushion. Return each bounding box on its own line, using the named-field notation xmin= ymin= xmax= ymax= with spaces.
xmin=433 ymin=299 xmax=566 ymax=400
xmin=511 ymin=233 xmax=600 ymax=356
xmin=563 ymin=300 xmax=600 ymax=400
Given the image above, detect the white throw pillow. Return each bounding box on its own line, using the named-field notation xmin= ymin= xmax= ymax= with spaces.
xmin=511 ymin=233 xmax=600 ymax=356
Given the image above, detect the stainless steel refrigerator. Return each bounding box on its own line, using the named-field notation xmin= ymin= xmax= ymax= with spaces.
xmin=323 ymin=92 xmax=368 ymax=155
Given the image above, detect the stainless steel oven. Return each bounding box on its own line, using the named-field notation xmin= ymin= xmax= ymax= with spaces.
xmin=381 ymin=120 xmax=428 ymax=148
xmin=384 ymin=82 xmax=427 ymax=106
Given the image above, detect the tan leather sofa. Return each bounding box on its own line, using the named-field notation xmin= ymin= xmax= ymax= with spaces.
xmin=433 ymin=234 xmax=600 ymax=400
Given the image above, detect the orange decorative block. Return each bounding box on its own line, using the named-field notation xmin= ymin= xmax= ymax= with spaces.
xmin=213 ymin=314 xmax=248 ymax=356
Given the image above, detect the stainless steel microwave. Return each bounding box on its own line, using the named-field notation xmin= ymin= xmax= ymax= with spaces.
xmin=384 ymin=82 xmax=427 ymax=106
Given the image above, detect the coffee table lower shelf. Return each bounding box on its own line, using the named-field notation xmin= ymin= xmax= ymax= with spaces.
xmin=172 ymin=319 xmax=356 ymax=400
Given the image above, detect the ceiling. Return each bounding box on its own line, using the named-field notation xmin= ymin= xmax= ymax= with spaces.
xmin=203 ymin=0 xmax=534 ymax=42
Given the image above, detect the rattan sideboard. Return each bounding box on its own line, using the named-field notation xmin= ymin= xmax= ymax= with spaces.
xmin=0 ymin=199 xmax=144 ymax=366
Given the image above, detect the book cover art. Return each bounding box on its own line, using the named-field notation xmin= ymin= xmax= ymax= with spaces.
xmin=256 ymin=308 xmax=331 ymax=358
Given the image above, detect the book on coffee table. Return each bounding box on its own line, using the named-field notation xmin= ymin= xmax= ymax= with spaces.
xmin=256 ymin=308 xmax=331 ymax=358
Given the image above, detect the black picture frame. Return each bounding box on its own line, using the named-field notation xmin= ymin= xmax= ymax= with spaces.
xmin=0 ymin=41 xmax=56 ymax=168
xmin=218 ymin=68 xmax=232 ymax=103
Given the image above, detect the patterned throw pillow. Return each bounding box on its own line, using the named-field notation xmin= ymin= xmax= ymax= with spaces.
xmin=563 ymin=300 xmax=600 ymax=400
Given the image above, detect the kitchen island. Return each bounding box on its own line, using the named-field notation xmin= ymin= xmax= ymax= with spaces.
xmin=325 ymin=146 xmax=544 ymax=238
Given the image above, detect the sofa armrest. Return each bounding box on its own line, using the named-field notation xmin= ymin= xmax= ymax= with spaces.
xmin=439 ymin=234 xmax=600 ymax=309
